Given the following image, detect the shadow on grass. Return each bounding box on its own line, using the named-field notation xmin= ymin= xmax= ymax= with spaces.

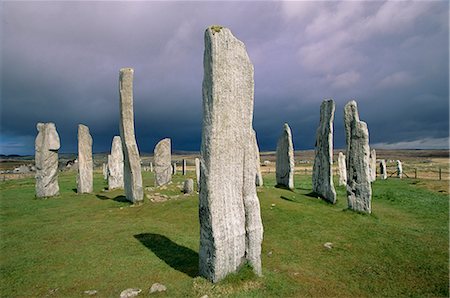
xmin=72 ymin=188 xmax=77 ymax=193
xmin=134 ymin=233 xmax=198 ymax=278
xmin=280 ymin=195 xmax=299 ymax=203
xmin=275 ymin=184 xmax=294 ymax=191
xmin=96 ymin=194 xmax=131 ymax=204
xmin=305 ymin=191 xmax=320 ymax=198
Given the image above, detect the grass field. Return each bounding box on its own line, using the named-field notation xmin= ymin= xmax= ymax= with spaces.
xmin=0 ymin=171 xmax=448 ymax=297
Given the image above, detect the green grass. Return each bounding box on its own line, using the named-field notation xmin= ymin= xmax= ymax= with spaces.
xmin=0 ymin=171 xmax=448 ymax=297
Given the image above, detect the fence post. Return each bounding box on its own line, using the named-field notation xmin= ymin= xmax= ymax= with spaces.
xmin=439 ymin=168 xmax=442 ymax=180
xmin=414 ymin=168 xmax=417 ymax=179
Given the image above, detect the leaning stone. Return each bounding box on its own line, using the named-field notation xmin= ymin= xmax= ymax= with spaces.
xmin=183 ymin=179 xmax=194 ymax=194
xmin=344 ymin=100 xmax=372 ymax=214
xmin=35 ymin=122 xmax=60 ymax=198
xmin=154 ymin=138 xmax=172 ymax=186
xmin=199 ymin=26 xmax=263 ymax=283
xmin=195 ymin=158 xmax=200 ymax=188
xmin=369 ymin=149 xmax=377 ymax=182
xmin=119 ymin=288 xmax=141 ymax=298
xmin=338 ymin=152 xmax=347 ymax=186
xmin=108 ymin=136 xmax=124 ymax=190
xmin=149 ymin=283 xmax=166 ymax=294
xmin=312 ymin=99 xmax=336 ymax=204
xmin=77 ymin=124 xmax=93 ymax=194
xmin=119 ymin=68 xmax=143 ymax=204
xmin=380 ymin=160 xmax=387 ymax=180
xmin=276 ymin=123 xmax=294 ymax=189
xmin=253 ymin=130 xmax=263 ymax=186
xmin=397 ymin=160 xmax=403 ymax=179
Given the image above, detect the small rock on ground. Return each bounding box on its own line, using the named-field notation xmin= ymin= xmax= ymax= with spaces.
xmin=120 ymin=288 xmax=141 ymax=298
xmin=84 ymin=290 xmax=97 ymax=295
xmin=324 ymin=242 xmax=333 ymax=249
xmin=149 ymin=283 xmax=166 ymax=293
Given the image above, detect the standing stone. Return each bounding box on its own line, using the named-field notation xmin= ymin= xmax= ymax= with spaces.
xmin=77 ymin=124 xmax=93 ymax=194
xmin=108 ymin=136 xmax=124 ymax=190
xmin=102 ymin=163 xmax=108 ymax=180
xmin=182 ymin=159 xmax=187 ymax=175
xmin=312 ymin=99 xmax=336 ymax=204
xmin=369 ymin=149 xmax=377 ymax=182
xmin=119 ymin=68 xmax=143 ymax=204
xmin=172 ymin=162 xmax=177 ymax=175
xmin=154 ymin=138 xmax=172 ymax=186
xmin=35 ymin=122 xmax=60 ymax=198
xmin=183 ymin=179 xmax=194 ymax=194
xmin=276 ymin=123 xmax=294 ymax=190
xmin=253 ymin=130 xmax=263 ymax=187
xmin=338 ymin=152 xmax=347 ymax=186
xmin=195 ymin=158 xmax=200 ymax=188
xmin=199 ymin=26 xmax=263 ymax=283
xmin=380 ymin=160 xmax=387 ymax=180
xmin=344 ymin=100 xmax=372 ymax=214
xmin=149 ymin=162 xmax=153 ymax=172
xmin=397 ymin=160 xmax=403 ymax=179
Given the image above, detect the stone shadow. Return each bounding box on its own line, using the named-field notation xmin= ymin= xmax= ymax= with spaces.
xmin=134 ymin=233 xmax=198 ymax=278
xmin=280 ymin=195 xmax=299 ymax=203
xmin=274 ymin=184 xmax=294 ymax=191
xmin=96 ymin=194 xmax=130 ymax=204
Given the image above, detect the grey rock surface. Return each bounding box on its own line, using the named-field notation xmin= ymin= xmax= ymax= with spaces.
xmin=199 ymin=26 xmax=263 ymax=283
xmin=397 ymin=160 xmax=403 ymax=178
xmin=102 ymin=163 xmax=108 ymax=180
xmin=312 ymin=99 xmax=336 ymax=204
xmin=77 ymin=124 xmax=93 ymax=194
xmin=195 ymin=158 xmax=200 ymax=188
xmin=35 ymin=122 xmax=60 ymax=198
xmin=119 ymin=68 xmax=143 ymax=204
xmin=154 ymin=138 xmax=172 ymax=186
xmin=253 ymin=130 xmax=263 ymax=187
xmin=380 ymin=160 xmax=387 ymax=180
xmin=108 ymin=136 xmax=124 ymax=190
xmin=338 ymin=152 xmax=347 ymax=186
xmin=149 ymin=283 xmax=166 ymax=293
xmin=119 ymin=288 xmax=141 ymax=298
xmin=183 ymin=179 xmax=194 ymax=194
xmin=182 ymin=159 xmax=187 ymax=175
xmin=369 ymin=149 xmax=377 ymax=182
xmin=344 ymin=100 xmax=372 ymax=214
xmin=276 ymin=123 xmax=294 ymax=189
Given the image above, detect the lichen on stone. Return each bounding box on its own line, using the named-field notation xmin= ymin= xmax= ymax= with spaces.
xmin=210 ymin=25 xmax=223 ymax=34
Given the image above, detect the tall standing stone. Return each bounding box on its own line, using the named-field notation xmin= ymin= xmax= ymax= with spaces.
xmin=182 ymin=159 xmax=187 ymax=175
xmin=397 ymin=160 xmax=403 ymax=179
xmin=276 ymin=123 xmax=294 ymax=190
xmin=253 ymin=130 xmax=263 ymax=187
xmin=35 ymin=122 xmax=60 ymax=198
xmin=108 ymin=136 xmax=124 ymax=190
xmin=338 ymin=152 xmax=347 ymax=186
xmin=150 ymin=162 xmax=153 ymax=172
xmin=195 ymin=158 xmax=200 ymax=188
xmin=77 ymin=124 xmax=93 ymax=194
xmin=154 ymin=138 xmax=172 ymax=186
xmin=119 ymin=68 xmax=143 ymax=204
xmin=102 ymin=163 xmax=108 ymax=180
xmin=199 ymin=26 xmax=263 ymax=283
xmin=380 ymin=160 xmax=387 ymax=180
xmin=344 ymin=100 xmax=372 ymax=214
xmin=369 ymin=149 xmax=377 ymax=182
xmin=312 ymin=99 xmax=336 ymax=204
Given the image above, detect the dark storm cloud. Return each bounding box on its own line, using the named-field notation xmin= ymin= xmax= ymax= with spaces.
xmin=1 ymin=1 xmax=448 ymax=155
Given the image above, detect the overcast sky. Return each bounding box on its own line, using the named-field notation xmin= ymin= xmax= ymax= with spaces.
xmin=1 ymin=1 xmax=448 ymax=155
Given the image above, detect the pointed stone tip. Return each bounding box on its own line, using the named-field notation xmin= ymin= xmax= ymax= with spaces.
xmin=120 ymin=67 xmax=134 ymax=74
xmin=208 ymin=25 xmax=224 ymax=34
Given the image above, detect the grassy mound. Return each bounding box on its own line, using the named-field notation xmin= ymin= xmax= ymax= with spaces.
xmin=0 ymin=171 xmax=448 ymax=297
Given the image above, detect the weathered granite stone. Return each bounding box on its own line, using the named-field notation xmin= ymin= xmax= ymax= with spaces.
xmin=369 ymin=149 xmax=377 ymax=182
xmin=35 ymin=122 xmax=60 ymax=197
xmin=344 ymin=100 xmax=372 ymax=214
xmin=119 ymin=68 xmax=143 ymax=204
xmin=182 ymin=159 xmax=187 ymax=175
xmin=195 ymin=158 xmax=200 ymax=188
xmin=119 ymin=288 xmax=141 ymax=298
xmin=312 ymin=99 xmax=336 ymax=204
xmin=276 ymin=123 xmax=294 ymax=189
xmin=172 ymin=162 xmax=177 ymax=175
xmin=380 ymin=159 xmax=387 ymax=180
xmin=102 ymin=163 xmax=108 ymax=180
xmin=253 ymin=130 xmax=263 ymax=187
xmin=397 ymin=160 xmax=403 ymax=178
xmin=338 ymin=152 xmax=347 ymax=186
xmin=108 ymin=136 xmax=124 ymax=190
xmin=149 ymin=283 xmax=166 ymax=294
xmin=183 ymin=179 xmax=194 ymax=194
xmin=199 ymin=26 xmax=263 ymax=283
xmin=154 ymin=138 xmax=172 ymax=186
xmin=150 ymin=162 xmax=153 ymax=172
xmin=77 ymin=124 xmax=93 ymax=194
